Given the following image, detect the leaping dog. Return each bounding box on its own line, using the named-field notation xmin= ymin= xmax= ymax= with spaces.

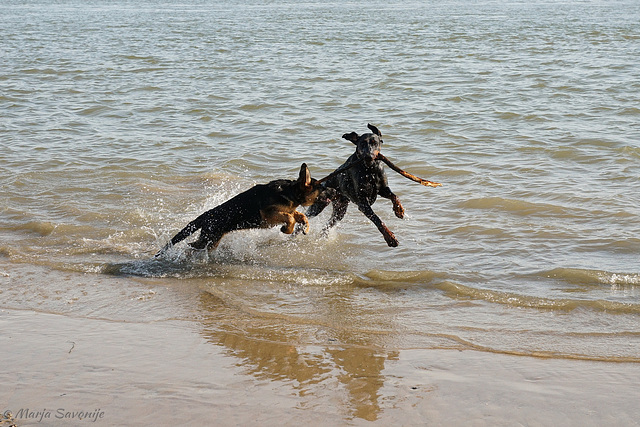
xmin=156 ymin=163 xmax=322 ymax=256
xmin=306 ymin=124 xmax=441 ymax=247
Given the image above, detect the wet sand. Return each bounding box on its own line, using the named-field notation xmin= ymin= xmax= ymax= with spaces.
xmin=2 ymin=298 xmax=639 ymax=426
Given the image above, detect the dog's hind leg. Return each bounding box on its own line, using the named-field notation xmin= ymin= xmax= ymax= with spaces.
xmin=156 ymin=214 xmax=206 ymax=257
xmin=356 ymin=203 xmax=399 ymax=247
xmin=379 ymin=186 xmax=404 ymax=219
xmin=189 ymin=230 xmax=224 ymax=251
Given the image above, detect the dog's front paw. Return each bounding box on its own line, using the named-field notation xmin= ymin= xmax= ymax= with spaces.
xmin=281 ymin=224 xmax=295 ymax=234
xmin=393 ymin=203 xmax=404 ymax=219
xmin=293 ymin=222 xmax=308 ymax=235
xmin=292 ymin=212 xmax=310 ymax=235
xmin=383 ymin=229 xmax=399 ymax=247
xmin=391 ymin=197 xmax=405 ymax=219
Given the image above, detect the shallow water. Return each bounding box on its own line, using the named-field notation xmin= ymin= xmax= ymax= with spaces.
xmin=1 ymin=0 xmax=640 ymax=421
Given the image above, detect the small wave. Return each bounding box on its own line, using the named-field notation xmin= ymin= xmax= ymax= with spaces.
xmin=619 ymin=106 xmax=640 ymax=116
xmin=102 ymin=258 xmax=211 ymax=278
xmin=127 ymin=85 xmax=163 ymax=93
xmin=127 ymin=67 xmax=167 ymax=73
xmin=103 ymin=255 xmax=357 ymax=293
xmin=444 ymin=225 xmax=507 ymax=237
xmin=77 ymin=105 xmax=113 ymax=116
xmin=21 ymin=68 xmax=59 ymax=75
xmin=437 ymin=168 xmax=474 ymax=178
xmin=437 ymin=280 xmax=640 ymax=314
xmin=459 ymin=196 xmax=569 ymax=217
xmin=542 ymin=268 xmax=640 ymax=288
xmin=13 ymin=221 xmax=57 ymax=236
xmin=495 ymin=111 xmax=521 ymax=120
xmin=239 ymin=103 xmax=276 ymax=111
xmin=353 ymin=269 xmax=448 ymax=290
xmin=619 ymin=145 xmax=640 ymax=159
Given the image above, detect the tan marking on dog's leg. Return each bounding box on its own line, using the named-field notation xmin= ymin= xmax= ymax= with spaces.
xmin=264 ymin=210 xmax=297 ymax=234
xmin=292 ymin=211 xmax=310 ymax=234
xmin=281 ymin=213 xmax=296 ymax=234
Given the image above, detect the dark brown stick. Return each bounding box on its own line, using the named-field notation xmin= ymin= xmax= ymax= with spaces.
xmin=377 ymin=153 xmax=442 ymax=188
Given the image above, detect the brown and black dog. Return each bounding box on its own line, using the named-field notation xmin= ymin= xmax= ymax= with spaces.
xmin=305 ymin=124 xmax=404 ymax=247
xmin=156 ymin=163 xmax=322 ymax=256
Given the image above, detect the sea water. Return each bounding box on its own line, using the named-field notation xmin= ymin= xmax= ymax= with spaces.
xmin=1 ymin=0 xmax=639 ymax=387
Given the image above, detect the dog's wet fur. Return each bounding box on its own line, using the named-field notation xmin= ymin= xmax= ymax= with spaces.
xmin=156 ymin=163 xmax=321 ymax=256
xmin=306 ymin=124 xmax=404 ymax=247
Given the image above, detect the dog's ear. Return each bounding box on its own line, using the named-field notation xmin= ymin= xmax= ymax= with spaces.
xmin=342 ymin=132 xmax=359 ymax=144
xmin=367 ymin=123 xmax=382 ymax=137
xmin=298 ymin=163 xmax=312 ymax=187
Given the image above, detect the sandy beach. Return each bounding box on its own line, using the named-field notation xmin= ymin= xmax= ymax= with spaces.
xmin=2 ymin=264 xmax=639 ymax=427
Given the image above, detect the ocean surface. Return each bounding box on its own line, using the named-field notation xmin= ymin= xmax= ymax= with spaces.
xmin=1 ymin=0 xmax=639 ymax=420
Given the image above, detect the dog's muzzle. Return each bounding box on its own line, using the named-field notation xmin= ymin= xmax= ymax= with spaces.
xmin=363 ymin=150 xmax=379 ymax=165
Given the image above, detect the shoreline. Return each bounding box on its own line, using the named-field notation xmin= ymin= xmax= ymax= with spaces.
xmin=2 ymin=308 xmax=639 ymax=426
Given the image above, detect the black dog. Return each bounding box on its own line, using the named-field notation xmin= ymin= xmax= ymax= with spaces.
xmin=306 ymin=124 xmax=404 ymax=247
xmin=156 ymin=163 xmax=322 ymax=255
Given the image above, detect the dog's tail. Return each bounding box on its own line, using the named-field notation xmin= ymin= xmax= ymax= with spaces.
xmin=155 ymin=213 xmax=206 ymax=257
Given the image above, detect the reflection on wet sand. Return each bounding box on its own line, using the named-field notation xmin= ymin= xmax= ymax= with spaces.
xmin=199 ymin=292 xmax=399 ymax=421
xmin=328 ymin=346 xmax=400 ymax=421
